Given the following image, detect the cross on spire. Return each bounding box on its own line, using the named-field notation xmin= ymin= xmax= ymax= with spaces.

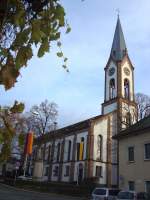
xmin=116 ymin=8 xmax=120 ymax=18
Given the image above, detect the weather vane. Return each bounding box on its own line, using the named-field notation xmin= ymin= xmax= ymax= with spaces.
xmin=116 ymin=8 xmax=120 ymax=17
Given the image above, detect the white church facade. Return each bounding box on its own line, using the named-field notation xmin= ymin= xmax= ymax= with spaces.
xmin=30 ymin=16 xmax=138 ymax=187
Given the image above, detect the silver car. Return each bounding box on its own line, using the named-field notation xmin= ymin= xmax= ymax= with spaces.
xmin=91 ymin=187 xmax=120 ymax=200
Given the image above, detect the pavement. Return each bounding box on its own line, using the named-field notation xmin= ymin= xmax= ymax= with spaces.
xmin=0 ymin=183 xmax=86 ymax=200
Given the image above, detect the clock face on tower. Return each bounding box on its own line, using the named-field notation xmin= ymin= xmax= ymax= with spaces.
xmin=108 ymin=67 xmax=115 ymax=76
xmin=124 ymin=67 xmax=130 ymax=76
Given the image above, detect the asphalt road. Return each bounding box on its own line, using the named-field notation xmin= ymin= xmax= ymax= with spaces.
xmin=0 ymin=183 xmax=85 ymax=200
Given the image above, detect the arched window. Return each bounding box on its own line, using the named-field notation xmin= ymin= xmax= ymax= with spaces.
xmin=57 ymin=143 xmax=61 ymax=162
xmin=124 ymin=79 xmax=130 ymax=99
xmin=97 ymin=135 xmax=103 ymax=160
xmin=109 ymin=79 xmax=115 ymax=99
xmin=68 ymin=140 xmax=72 ymax=161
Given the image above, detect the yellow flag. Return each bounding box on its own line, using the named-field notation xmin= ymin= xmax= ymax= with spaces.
xmin=79 ymin=142 xmax=84 ymax=160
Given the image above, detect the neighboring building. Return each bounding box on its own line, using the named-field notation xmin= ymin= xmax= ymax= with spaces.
xmin=0 ymin=157 xmax=21 ymax=178
xmin=30 ymin=16 xmax=138 ymax=187
xmin=114 ymin=115 xmax=150 ymax=192
xmin=0 ymin=137 xmax=22 ymax=177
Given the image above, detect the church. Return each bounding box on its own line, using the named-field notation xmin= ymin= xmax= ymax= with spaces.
xmin=30 ymin=16 xmax=137 ymax=187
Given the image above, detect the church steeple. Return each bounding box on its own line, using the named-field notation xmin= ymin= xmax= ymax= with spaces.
xmin=111 ymin=16 xmax=127 ymax=61
xmin=102 ymin=16 xmax=137 ymax=126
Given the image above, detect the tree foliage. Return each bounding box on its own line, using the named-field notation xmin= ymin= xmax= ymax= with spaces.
xmin=26 ymin=99 xmax=58 ymax=136
xmin=135 ymin=93 xmax=150 ymax=121
xmin=0 ymin=101 xmax=25 ymax=162
xmin=0 ymin=0 xmax=70 ymax=90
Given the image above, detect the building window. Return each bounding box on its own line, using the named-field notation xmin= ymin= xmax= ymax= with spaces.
xmin=145 ymin=143 xmax=150 ymax=160
xmin=53 ymin=166 xmax=59 ymax=177
xmin=109 ymin=78 xmax=115 ymax=99
xmin=64 ymin=165 xmax=70 ymax=177
xmin=128 ymin=147 xmax=134 ymax=162
xmin=68 ymin=140 xmax=72 ymax=161
xmin=124 ymin=79 xmax=130 ymax=99
xmin=128 ymin=181 xmax=135 ymax=191
xmin=145 ymin=181 xmax=150 ymax=193
xmin=44 ymin=167 xmax=49 ymax=176
xmin=97 ymin=135 xmax=103 ymax=160
xmin=57 ymin=143 xmax=61 ymax=162
xmin=95 ymin=166 xmax=102 ymax=177
xmin=45 ymin=145 xmax=51 ymax=162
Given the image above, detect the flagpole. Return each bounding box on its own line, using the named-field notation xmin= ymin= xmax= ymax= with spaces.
xmin=23 ymin=154 xmax=28 ymax=176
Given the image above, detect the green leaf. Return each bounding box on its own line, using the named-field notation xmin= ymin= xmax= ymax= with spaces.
xmin=31 ymin=20 xmax=46 ymax=43
xmin=16 ymin=46 xmax=33 ymax=69
xmin=10 ymin=101 xmax=24 ymax=113
xmin=57 ymin=41 xmax=62 ymax=47
xmin=62 ymin=64 xmax=67 ymax=69
xmin=57 ymin=52 xmax=63 ymax=57
xmin=64 ymin=57 xmax=68 ymax=62
xmin=54 ymin=5 xmax=65 ymax=26
xmin=38 ymin=39 xmax=49 ymax=57
xmin=50 ymin=32 xmax=61 ymax=41
xmin=13 ymin=6 xmax=25 ymax=26
xmin=12 ymin=28 xmax=30 ymax=50
xmin=66 ymin=26 xmax=71 ymax=34
xmin=0 ymin=59 xmax=20 ymax=90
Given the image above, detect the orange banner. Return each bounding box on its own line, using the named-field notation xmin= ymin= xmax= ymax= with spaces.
xmin=26 ymin=132 xmax=34 ymax=155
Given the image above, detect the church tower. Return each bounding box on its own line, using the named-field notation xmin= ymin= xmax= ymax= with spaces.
xmin=102 ymin=16 xmax=137 ymax=131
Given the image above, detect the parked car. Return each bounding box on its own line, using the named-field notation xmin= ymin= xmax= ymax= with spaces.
xmin=91 ymin=187 xmax=120 ymax=200
xmin=17 ymin=175 xmax=32 ymax=181
xmin=117 ymin=191 xmax=136 ymax=200
xmin=137 ymin=192 xmax=149 ymax=200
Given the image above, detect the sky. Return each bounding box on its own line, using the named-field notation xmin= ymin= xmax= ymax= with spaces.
xmin=1 ymin=0 xmax=150 ymax=127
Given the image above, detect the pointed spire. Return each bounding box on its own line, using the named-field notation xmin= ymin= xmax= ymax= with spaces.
xmin=111 ymin=16 xmax=127 ymax=61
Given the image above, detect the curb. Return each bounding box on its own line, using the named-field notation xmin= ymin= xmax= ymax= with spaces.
xmin=0 ymin=183 xmax=87 ymax=199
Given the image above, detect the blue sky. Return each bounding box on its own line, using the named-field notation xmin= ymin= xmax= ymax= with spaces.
xmin=1 ymin=0 xmax=150 ymax=127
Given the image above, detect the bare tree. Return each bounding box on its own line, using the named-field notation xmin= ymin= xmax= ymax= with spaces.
xmin=27 ymin=100 xmax=58 ymax=136
xmin=135 ymin=93 xmax=150 ymax=121
xmin=118 ymin=103 xmax=138 ymax=131
xmin=117 ymin=93 xmax=150 ymax=131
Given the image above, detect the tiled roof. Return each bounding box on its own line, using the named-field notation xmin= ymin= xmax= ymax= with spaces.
xmin=35 ymin=115 xmax=103 ymax=144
